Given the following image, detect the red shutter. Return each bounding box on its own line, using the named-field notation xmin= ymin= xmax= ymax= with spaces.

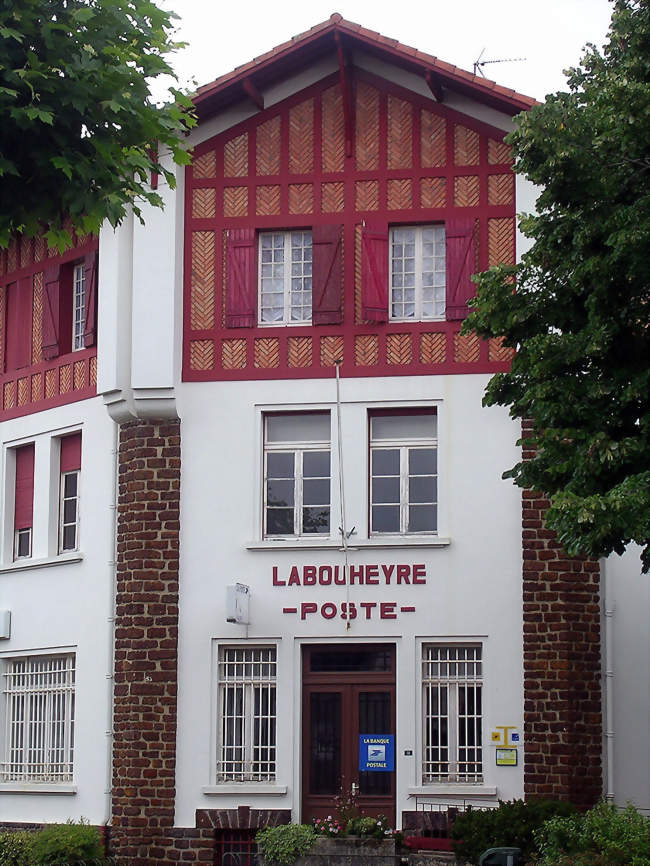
xmin=361 ymin=221 xmax=389 ymax=322
xmin=60 ymin=433 xmax=82 ymax=473
xmin=42 ymin=264 xmax=61 ymax=359
xmin=5 ymin=280 xmax=32 ymax=371
xmin=14 ymin=444 xmax=35 ymax=531
xmin=83 ymin=251 xmax=98 ymax=347
xmin=446 ymin=219 xmax=477 ymax=320
xmin=225 ymin=228 xmax=256 ymax=328
xmin=312 ymin=225 xmax=343 ymax=325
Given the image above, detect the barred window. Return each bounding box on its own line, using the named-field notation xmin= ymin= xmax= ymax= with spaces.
xmin=217 ymin=647 xmax=276 ymax=782
xmin=422 ymin=645 xmax=482 ymax=783
xmin=2 ymin=654 xmax=75 ymax=782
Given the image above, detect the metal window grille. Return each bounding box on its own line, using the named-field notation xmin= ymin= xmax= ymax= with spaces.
xmin=390 ymin=225 xmax=446 ymax=321
xmin=72 ymin=264 xmax=86 ymax=351
xmin=215 ymin=830 xmax=258 ymax=866
xmin=2 ymin=655 xmax=75 ymax=782
xmin=422 ymin=646 xmax=482 ymax=783
xmin=217 ymin=647 xmax=276 ymax=782
xmin=259 ymin=231 xmax=312 ymax=324
xmin=59 ymin=470 xmax=80 ymax=552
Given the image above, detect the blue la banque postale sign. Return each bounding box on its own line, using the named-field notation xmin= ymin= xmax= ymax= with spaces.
xmin=359 ymin=735 xmax=395 ymax=772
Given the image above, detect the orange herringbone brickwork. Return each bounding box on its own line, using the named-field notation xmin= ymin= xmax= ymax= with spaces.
xmin=17 ymin=377 xmax=29 ymax=406
xmin=420 ymin=332 xmax=446 ymax=364
xmin=7 ymin=238 xmax=17 ymax=272
xmin=44 ymin=368 xmax=56 ymax=398
xmin=4 ymin=381 xmax=15 ymax=409
xmin=421 ymin=110 xmax=447 ymax=167
xmin=222 ymin=339 xmax=247 ymax=369
xmin=193 ymin=150 xmax=216 ymax=179
xmin=288 ymin=336 xmax=312 ymax=368
xmin=256 ymin=185 xmax=281 ymax=215
xmin=488 ymin=174 xmax=514 ymax=206
xmin=322 ymin=85 xmax=345 ymax=173
xmin=387 ymin=333 xmax=412 ymax=365
xmin=224 ymin=133 xmax=248 ymax=177
xmin=254 ymin=338 xmax=280 ymax=368
xmin=73 ymin=361 xmax=86 ymax=390
xmin=256 ymin=116 xmax=281 ymax=175
xmin=190 ymin=231 xmax=215 ymax=330
xmin=289 ymin=184 xmax=314 ymax=214
xmin=420 ymin=177 xmax=446 ymax=208
xmin=355 ymin=82 xmax=380 ymax=171
xmin=192 ymin=188 xmax=216 ymax=219
xmin=60 ymin=364 xmax=72 ymax=394
xmin=489 ymin=336 xmax=515 ymax=363
xmin=488 ymin=138 xmax=511 ymax=164
xmin=320 ymin=335 xmax=344 ymax=367
xmin=90 ymin=356 xmax=97 ymax=386
xmin=354 ymin=334 xmax=379 ymax=366
xmin=33 ymin=235 xmax=45 ymax=263
xmin=454 ymin=125 xmax=480 ymax=165
xmin=454 ymin=333 xmax=481 ymax=363
xmin=387 ymin=179 xmax=413 ymax=210
xmin=190 ymin=340 xmax=215 ymax=371
xmin=387 ymin=96 xmax=413 ymax=170
xmin=488 ymin=217 xmax=515 ymax=266
xmin=355 ymin=180 xmax=379 ymax=211
xmin=31 ymin=373 xmax=42 ymax=402
xmin=223 ymin=186 xmax=248 ymax=217
xmin=354 ymin=225 xmax=363 ymax=323
xmin=454 ymin=175 xmax=480 ymax=207
xmin=31 ymin=273 xmax=43 ymax=365
xmin=20 ymin=238 xmax=33 ymax=269
xmin=289 ymin=99 xmax=314 ymax=174
xmin=321 ymin=182 xmax=345 ymax=212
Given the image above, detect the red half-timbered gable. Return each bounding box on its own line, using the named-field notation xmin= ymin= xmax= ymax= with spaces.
xmin=0 ymin=231 xmax=98 ymax=420
xmin=184 ymin=65 xmax=519 ymax=381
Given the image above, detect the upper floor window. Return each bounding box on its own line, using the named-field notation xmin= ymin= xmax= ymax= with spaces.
xmin=13 ymin=443 xmax=35 ymax=560
xmin=59 ymin=433 xmax=81 ymax=552
xmin=72 ymin=263 xmax=86 ymax=351
xmin=264 ymin=412 xmax=330 ymax=537
xmin=390 ymin=226 xmax=446 ymax=320
xmin=259 ymin=231 xmax=312 ymax=325
xmin=370 ymin=411 xmax=437 ymax=535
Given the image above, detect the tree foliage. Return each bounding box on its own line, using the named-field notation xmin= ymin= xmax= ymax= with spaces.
xmin=465 ymin=0 xmax=650 ymax=571
xmin=0 ymin=0 xmax=195 ymax=249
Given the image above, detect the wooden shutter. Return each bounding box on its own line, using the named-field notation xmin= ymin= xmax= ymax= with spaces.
xmin=361 ymin=221 xmax=389 ymax=322
xmin=312 ymin=225 xmax=343 ymax=325
xmin=225 ymin=228 xmax=256 ymax=328
xmin=60 ymin=433 xmax=82 ymax=473
xmin=5 ymin=279 xmax=32 ymax=371
xmin=14 ymin=444 xmax=35 ymax=531
xmin=42 ymin=264 xmax=61 ymax=359
xmin=83 ymin=251 xmax=98 ymax=347
xmin=446 ymin=218 xmax=476 ymax=320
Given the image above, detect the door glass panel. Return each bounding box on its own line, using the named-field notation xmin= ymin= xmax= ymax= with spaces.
xmin=358 ymin=692 xmax=391 ymax=795
xmin=309 ymin=692 xmax=341 ymax=794
xmin=310 ymin=650 xmax=393 ymax=672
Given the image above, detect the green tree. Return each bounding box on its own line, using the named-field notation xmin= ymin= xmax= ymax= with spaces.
xmin=0 ymin=0 xmax=195 ymax=249
xmin=465 ymin=0 xmax=650 ymax=571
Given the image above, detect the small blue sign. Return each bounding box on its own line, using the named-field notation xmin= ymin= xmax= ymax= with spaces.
xmin=359 ymin=734 xmax=395 ymax=772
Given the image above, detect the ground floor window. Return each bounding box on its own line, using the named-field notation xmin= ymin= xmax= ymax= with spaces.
xmin=422 ymin=645 xmax=482 ymax=783
xmin=217 ymin=646 xmax=277 ymax=782
xmin=1 ymin=654 xmax=75 ymax=782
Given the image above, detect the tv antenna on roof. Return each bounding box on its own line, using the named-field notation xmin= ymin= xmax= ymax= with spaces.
xmin=473 ymin=48 xmax=526 ymax=78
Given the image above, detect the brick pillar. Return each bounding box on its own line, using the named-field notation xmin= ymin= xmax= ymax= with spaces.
xmin=522 ymin=421 xmax=602 ymax=807
xmin=111 ymin=419 xmax=182 ymax=865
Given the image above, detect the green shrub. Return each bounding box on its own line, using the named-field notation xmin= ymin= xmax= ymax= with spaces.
xmin=534 ymin=803 xmax=650 ymax=866
xmin=256 ymin=824 xmax=316 ymax=866
xmin=450 ymin=799 xmax=577 ymax=865
xmin=30 ymin=820 xmax=104 ymax=865
xmin=0 ymin=831 xmax=32 ymax=866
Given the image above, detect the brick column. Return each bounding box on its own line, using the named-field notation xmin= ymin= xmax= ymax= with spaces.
xmin=522 ymin=421 xmax=602 ymax=807
xmin=111 ymin=419 xmax=186 ymax=865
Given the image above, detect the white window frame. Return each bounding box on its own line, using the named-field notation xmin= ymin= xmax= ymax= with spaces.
xmin=258 ymin=230 xmax=312 ymax=325
xmin=389 ymin=224 xmax=446 ymax=322
xmin=216 ymin=646 xmax=277 ymax=783
xmin=421 ymin=645 xmax=483 ymax=784
xmin=72 ymin=263 xmax=86 ymax=351
xmin=1 ymin=653 xmax=75 ymax=783
xmin=263 ymin=413 xmax=331 ymax=539
xmin=59 ymin=469 xmax=80 ymax=553
xmin=369 ymin=413 xmax=438 ymax=536
xmin=13 ymin=527 xmax=32 ymax=560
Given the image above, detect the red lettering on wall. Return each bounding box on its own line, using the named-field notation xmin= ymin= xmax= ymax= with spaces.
xmin=301 ymin=602 xmax=317 ymax=620
xmin=288 ymin=566 xmax=301 ymax=586
xmin=382 ymin=564 xmax=395 ymax=584
xmin=359 ymin=601 xmax=377 ymax=619
xmin=397 ymin=564 xmax=411 ymax=584
xmin=380 ymin=602 xmax=397 ymax=619
xmin=412 ymin=564 xmax=426 ymax=584
xmin=272 ymin=566 xmax=286 ymax=586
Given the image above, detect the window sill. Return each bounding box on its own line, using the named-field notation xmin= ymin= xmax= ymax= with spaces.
xmin=0 ymin=783 xmax=77 ymax=795
xmin=0 ymin=552 xmax=83 ymax=574
xmin=246 ymin=537 xmax=450 ymax=551
xmin=202 ymin=784 xmax=287 ymax=796
xmin=408 ymin=785 xmax=497 ymax=798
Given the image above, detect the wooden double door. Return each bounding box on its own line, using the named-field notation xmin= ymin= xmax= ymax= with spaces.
xmin=301 ymin=644 xmax=396 ymax=825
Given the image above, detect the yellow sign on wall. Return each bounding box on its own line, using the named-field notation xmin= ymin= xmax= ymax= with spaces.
xmin=496 ymin=748 xmax=518 ymax=766
xmin=490 ymin=725 xmax=521 ymax=746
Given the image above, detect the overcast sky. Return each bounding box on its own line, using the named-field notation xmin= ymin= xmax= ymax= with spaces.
xmin=157 ymin=0 xmax=614 ymax=103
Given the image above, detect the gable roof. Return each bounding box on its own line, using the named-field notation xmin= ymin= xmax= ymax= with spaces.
xmin=193 ymin=13 xmax=537 ymax=122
